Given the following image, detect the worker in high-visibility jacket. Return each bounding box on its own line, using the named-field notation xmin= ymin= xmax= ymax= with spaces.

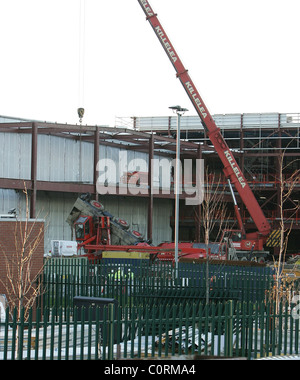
xmin=105 ymin=270 xmax=115 ymax=294
xmin=107 ymin=270 xmax=115 ymax=285
xmin=114 ymin=268 xmax=124 ymax=281
xmin=107 ymin=270 xmax=113 ymax=279
xmin=126 ymin=269 xmax=134 ymax=295
xmin=126 ymin=269 xmax=134 ymax=281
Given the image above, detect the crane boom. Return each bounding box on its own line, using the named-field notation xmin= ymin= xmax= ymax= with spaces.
xmin=137 ymin=0 xmax=271 ymax=241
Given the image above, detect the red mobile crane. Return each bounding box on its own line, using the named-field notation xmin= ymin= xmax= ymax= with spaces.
xmin=137 ymin=0 xmax=272 ymax=260
xmin=65 ymin=194 xmax=208 ymax=262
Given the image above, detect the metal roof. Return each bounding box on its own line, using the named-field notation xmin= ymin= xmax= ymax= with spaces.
xmin=116 ymin=112 xmax=300 ymax=132
xmin=0 ymin=117 xmax=201 ymax=158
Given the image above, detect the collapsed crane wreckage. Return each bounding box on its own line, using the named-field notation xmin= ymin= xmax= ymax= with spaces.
xmin=64 ymin=193 xmax=210 ymax=262
xmin=52 ymin=193 xmax=238 ymax=263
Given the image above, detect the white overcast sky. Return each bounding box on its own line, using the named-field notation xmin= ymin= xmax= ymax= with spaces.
xmin=1 ymin=0 xmax=300 ymax=127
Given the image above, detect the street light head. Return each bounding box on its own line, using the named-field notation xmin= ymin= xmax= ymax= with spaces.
xmin=169 ymin=105 xmax=188 ymax=114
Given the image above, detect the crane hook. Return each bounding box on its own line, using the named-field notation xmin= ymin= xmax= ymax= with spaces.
xmin=77 ymin=107 xmax=85 ymax=124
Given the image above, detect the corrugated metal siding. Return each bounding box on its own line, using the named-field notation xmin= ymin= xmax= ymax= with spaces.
xmin=36 ymin=192 xmax=76 ymax=253
xmin=37 ymin=135 xmax=93 ymax=183
xmin=0 ymin=127 xmax=173 ymax=252
xmin=153 ymin=199 xmax=173 ymax=244
xmin=0 ymin=189 xmax=23 ymax=215
xmin=99 ymin=145 xmax=124 ymax=184
xmin=98 ymin=147 xmax=150 ymax=186
xmin=0 ymin=133 xmax=31 ymax=179
xmin=34 ymin=135 xmax=151 ymax=185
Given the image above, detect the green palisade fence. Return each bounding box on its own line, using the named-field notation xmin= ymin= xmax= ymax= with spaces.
xmin=1 ymin=258 xmax=298 ymax=360
xmin=39 ymin=258 xmax=275 ymax=313
xmin=0 ymin=301 xmax=299 ymax=360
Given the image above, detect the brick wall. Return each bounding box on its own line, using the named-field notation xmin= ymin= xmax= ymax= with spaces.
xmin=0 ymin=219 xmax=44 ymax=309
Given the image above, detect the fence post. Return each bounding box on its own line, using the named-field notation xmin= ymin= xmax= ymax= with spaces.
xmin=108 ymin=303 xmax=114 ymax=360
xmin=225 ymin=300 xmax=234 ymax=357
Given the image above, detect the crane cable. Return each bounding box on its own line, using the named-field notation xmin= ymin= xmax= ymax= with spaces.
xmin=78 ymin=0 xmax=86 ymax=185
xmin=78 ymin=0 xmax=86 ymax=125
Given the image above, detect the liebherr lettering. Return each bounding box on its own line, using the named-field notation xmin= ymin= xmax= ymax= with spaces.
xmin=154 ymin=26 xmax=178 ymax=63
xmin=224 ymin=150 xmax=246 ymax=188
xmin=185 ymin=81 xmax=207 ymax=119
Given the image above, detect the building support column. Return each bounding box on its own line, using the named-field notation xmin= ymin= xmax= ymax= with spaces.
xmin=93 ymin=126 xmax=100 ymax=200
xmin=147 ymin=134 xmax=154 ymax=242
xmin=274 ymin=114 xmax=282 ymax=256
xmin=240 ymin=114 xmax=245 ymax=219
xmin=276 ymin=116 xmax=282 ymax=218
xmin=30 ymin=122 xmax=38 ymax=219
xmin=195 ymin=144 xmax=202 ymax=243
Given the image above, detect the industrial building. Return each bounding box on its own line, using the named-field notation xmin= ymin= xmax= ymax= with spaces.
xmin=0 ymin=114 xmax=196 ymax=253
xmin=0 ymin=112 xmax=299 ymax=257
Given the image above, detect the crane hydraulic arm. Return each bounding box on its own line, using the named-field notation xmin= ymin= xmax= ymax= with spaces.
xmin=137 ymin=0 xmax=271 ymax=241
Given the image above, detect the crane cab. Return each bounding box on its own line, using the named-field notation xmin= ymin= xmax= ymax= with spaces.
xmin=74 ymin=216 xmax=93 ymax=242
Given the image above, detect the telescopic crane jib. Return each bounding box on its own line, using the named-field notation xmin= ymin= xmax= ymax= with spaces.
xmin=137 ymin=0 xmax=271 ymax=253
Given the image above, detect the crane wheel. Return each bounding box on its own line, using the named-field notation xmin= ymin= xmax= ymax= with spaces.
xmin=132 ymin=230 xmax=143 ymax=240
xmin=90 ymin=200 xmax=104 ymax=211
xmin=115 ymin=218 xmax=130 ymax=229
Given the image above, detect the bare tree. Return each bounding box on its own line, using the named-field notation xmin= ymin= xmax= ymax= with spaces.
xmin=194 ymin=169 xmax=229 ymax=303
xmin=195 ymin=169 xmax=229 ymax=247
xmin=0 ymin=185 xmax=45 ymax=359
xmin=273 ymin=150 xmax=300 ymax=312
xmin=0 ymin=185 xmax=45 ymax=320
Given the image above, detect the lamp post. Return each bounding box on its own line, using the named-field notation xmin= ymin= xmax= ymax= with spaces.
xmin=169 ymin=105 xmax=188 ymax=278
